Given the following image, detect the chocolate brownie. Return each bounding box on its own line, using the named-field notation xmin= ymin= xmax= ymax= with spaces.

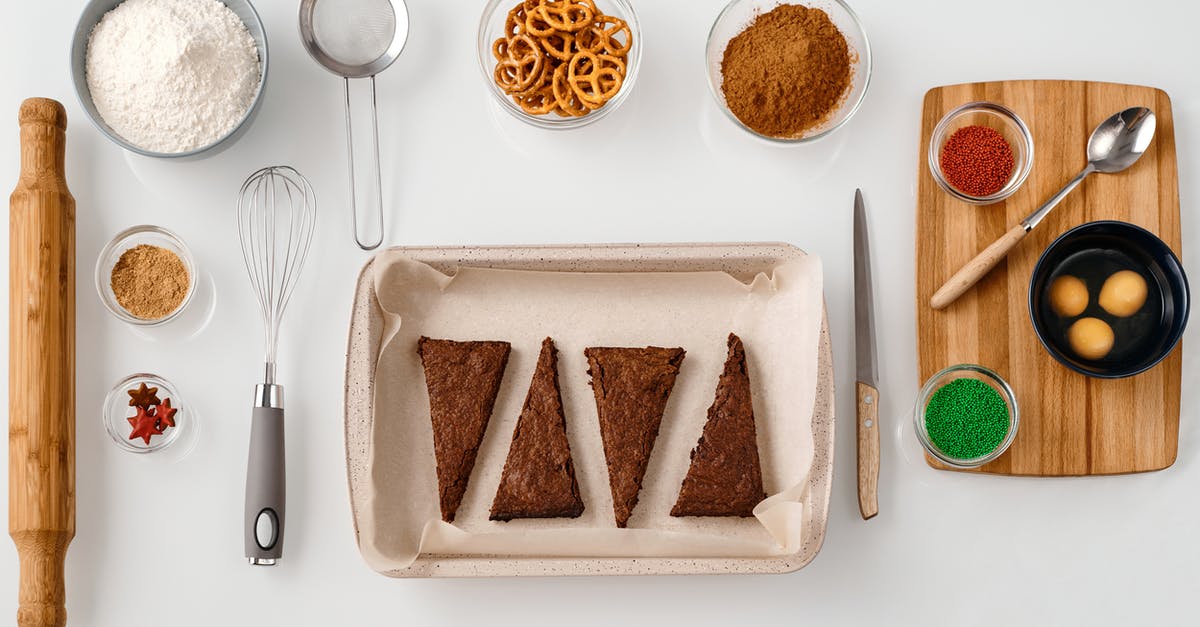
xmin=417 ymin=337 xmax=512 ymax=523
xmin=671 ymin=334 xmax=765 ymax=517
xmin=490 ymin=338 xmax=585 ymax=521
xmin=585 ymin=345 xmax=686 ymax=528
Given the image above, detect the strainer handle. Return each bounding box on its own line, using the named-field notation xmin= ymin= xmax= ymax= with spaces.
xmin=343 ymin=76 xmax=385 ymax=251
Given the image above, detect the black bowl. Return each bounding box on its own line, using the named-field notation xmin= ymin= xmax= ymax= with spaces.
xmin=1028 ymin=220 xmax=1189 ymax=379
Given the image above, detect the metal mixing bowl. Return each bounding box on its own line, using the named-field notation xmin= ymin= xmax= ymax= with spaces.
xmin=69 ymin=0 xmax=269 ymax=159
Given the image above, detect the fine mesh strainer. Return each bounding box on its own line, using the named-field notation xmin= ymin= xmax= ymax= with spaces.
xmin=299 ymin=0 xmax=409 ymax=250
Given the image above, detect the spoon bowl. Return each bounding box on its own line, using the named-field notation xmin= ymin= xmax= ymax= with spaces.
xmin=1087 ymin=107 xmax=1156 ymax=173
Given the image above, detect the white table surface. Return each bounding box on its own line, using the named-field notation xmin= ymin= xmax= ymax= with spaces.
xmin=2 ymin=0 xmax=1199 ymax=624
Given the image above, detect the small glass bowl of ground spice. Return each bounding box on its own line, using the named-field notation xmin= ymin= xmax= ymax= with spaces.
xmin=706 ymin=0 xmax=871 ymax=143
xmin=914 ymin=364 xmax=1019 ymax=468
xmin=929 ymin=101 xmax=1034 ymax=204
xmin=95 ymin=225 xmax=196 ymax=326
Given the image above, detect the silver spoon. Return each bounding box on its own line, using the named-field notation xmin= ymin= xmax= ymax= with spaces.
xmin=931 ymin=107 xmax=1156 ymax=310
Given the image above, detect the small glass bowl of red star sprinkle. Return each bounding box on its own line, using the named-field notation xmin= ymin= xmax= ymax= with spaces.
xmin=103 ymin=373 xmax=187 ymax=454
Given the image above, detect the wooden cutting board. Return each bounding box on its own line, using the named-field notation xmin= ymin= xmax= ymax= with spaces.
xmin=915 ymin=80 xmax=1180 ymax=476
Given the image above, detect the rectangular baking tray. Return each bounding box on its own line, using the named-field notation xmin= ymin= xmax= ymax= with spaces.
xmin=343 ymin=243 xmax=835 ymax=576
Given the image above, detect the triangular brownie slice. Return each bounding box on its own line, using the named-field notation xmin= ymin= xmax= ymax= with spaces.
xmin=417 ymin=337 xmax=512 ymax=523
xmin=585 ymin=345 xmax=686 ymax=528
xmin=671 ymin=334 xmax=765 ymax=517
xmin=490 ymin=338 xmax=585 ymax=521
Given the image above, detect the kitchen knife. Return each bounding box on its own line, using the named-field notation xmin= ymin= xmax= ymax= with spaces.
xmin=854 ymin=189 xmax=879 ymax=520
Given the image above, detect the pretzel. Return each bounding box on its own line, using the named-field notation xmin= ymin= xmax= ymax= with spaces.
xmin=524 ymin=11 xmax=558 ymax=37
xmin=551 ymin=64 xmax=595 ymax=116
xmin=492 ymin=0 xmax=631 ymax=117
xmin=567 ymin=50 xmax=623 ymax=105
xmin=504 ymin=5 xmax=526 ymax=37
xmin=540 ymin=31 xmax=576 ymax=61
xmin=494 ymin=33 xmax=546 ymax=95
xmin=597 ymin=53 xmax=625 ymax=75
xmin=518 ymin=84 xmax=560 ymax=116
xmin=580 ymin=15 xmax=631 ymax=55
xmin=535 ymin=0 xmax=594 ymax=33
xmin=492 ymin=36 xmax=510 ymax=62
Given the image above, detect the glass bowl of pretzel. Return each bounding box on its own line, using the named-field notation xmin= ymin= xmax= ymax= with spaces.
xmin=478 ymin=0 xmax=641 ymax=129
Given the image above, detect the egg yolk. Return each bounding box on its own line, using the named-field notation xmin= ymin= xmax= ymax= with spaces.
xmin=1098 ymin=270 xmax=1148 ymax=317
xmin=1068 ymin=317 xmax=1115 ymax=361
xmin=1048 ymin=275 xmax=1088 ymax=317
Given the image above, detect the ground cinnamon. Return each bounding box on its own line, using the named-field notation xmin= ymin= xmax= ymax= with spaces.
xmin=720 ymin=5 xmax=852 ymax=138
xmin=110 ymin=244 xmax=189 ymax=320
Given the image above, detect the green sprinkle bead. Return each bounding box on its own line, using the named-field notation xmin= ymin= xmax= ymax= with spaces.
xmin=924 ymin=378 xmax=1010 ymax=460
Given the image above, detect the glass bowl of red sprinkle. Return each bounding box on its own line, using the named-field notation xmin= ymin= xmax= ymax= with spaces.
xmin=913 ymin=364 xmax=1019 ymax=468
xmin=103 ymin=373 xmax=187 ymax=454
xmin=928 ymin=101 xmax=1034 ymax=205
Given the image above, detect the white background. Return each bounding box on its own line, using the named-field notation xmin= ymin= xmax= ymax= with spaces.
xmin=2 ymin=0 xmax=1199 ymax=625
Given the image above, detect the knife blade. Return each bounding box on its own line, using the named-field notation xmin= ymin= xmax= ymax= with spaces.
xmin=854 ymin=188 xmax=880 ymax=520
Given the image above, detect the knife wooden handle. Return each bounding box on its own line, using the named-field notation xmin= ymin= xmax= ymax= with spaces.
xmin=930 ymin=224 xmax=1028 ymax=310
xmin=856 ymin=382 xmax=879 ymax=520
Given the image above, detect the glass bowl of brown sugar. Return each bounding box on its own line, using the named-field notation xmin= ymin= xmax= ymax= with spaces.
xmin=706 ymin=0 xmax=871 ymax=144
xmin=95 ymin=225 xmax=197 ymax=327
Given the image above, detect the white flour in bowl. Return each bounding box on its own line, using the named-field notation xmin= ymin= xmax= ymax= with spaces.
xmin=85 ymin=0 xmax=262 ymax=154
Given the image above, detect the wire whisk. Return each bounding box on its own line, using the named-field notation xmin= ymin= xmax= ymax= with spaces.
xmin=237 ymin=165 xmax=315 ymax=566
xmin=237 ymin=166 xmax=316 ymax=383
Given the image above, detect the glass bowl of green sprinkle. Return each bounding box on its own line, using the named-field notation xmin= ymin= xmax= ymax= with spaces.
xmin=914 ymin=364 xmax=1019 ymax=468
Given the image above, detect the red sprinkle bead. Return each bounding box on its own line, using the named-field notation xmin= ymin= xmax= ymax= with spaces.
xmin=940 ymin=125 xmax=1015 ymax=197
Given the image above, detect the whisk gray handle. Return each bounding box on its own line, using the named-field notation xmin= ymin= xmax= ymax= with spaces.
xmin=245 ymin=404 xmax=285 ymax=565
xmin=343 ymin=76 xmax=385 ymax=250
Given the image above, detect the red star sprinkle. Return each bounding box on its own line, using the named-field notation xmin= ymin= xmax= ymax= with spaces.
xmin=155 ymin=398 xmax=178 ymax=429
xmin=127 ymin=406 xmax=163 ymax=445
xmin=127 ymin=383 xmax=161 ymax=409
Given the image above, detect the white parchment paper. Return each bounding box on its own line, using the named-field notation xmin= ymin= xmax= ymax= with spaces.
xmin=358 ymin=251 xmax=824 ymax=571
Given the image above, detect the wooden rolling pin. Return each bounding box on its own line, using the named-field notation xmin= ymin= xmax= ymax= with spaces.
xmin=9 ymin=98 xmax=75 ymax=627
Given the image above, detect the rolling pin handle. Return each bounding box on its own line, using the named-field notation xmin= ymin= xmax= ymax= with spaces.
xmin=12 ymin=530 xmax=69 ymax=627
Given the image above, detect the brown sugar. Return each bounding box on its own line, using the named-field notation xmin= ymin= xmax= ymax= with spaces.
xmin=720 ymin=4 xmax=852 ymax=138
xmin=110 ymin=244 xmax=190 ymax=320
